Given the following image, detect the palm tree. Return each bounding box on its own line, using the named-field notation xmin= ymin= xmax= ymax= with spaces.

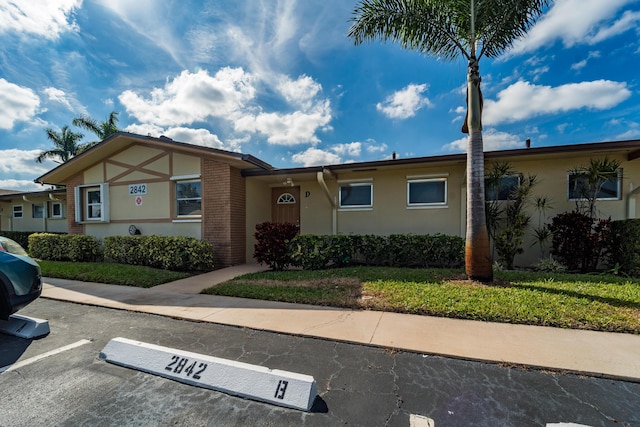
xmin=36 ymin=126 xmax=85 ymax=164
xmin=72 ymin=111 xmax=120 ymax=150
xmin=349 ymin=0 xmax=549 ymax=282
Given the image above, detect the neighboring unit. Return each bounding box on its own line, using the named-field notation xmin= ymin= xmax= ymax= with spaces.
xmin=25 ymin=132 xmax=640 ymax=268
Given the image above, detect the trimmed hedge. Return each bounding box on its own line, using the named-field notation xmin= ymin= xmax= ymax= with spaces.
xmin=607 ymin=219 xmax=640 ymax=276
xmin=28 ymin=233 xmax=102 ymax=262
xmin=104 ymin=235 xmax=215 ymax=272
xmin=289 ymin=233 xmax=464 ymax=270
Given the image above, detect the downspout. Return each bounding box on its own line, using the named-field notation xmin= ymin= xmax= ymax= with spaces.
xmin=626 ymin=183 xmax=640 ymax=219
xmin=316 ymin=169 xmax=337 ymax=235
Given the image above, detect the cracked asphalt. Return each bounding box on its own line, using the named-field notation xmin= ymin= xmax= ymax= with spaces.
xmin=1 ymin=298 xmax=638 ymax=427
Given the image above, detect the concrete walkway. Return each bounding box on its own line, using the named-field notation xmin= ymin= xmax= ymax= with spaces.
xmin=41 ymin=264 xmax=640 ymax=383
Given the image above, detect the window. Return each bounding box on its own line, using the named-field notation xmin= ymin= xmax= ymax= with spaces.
xmin=12 ymin=205 xmax=23 ymax=219
xmin=176 ymin=180 xmax=202 ymax=216
xmin=486 ymin=174 xmax=521 ymax=201
xmin=277 ymin=193 xmax=296 ymax=204
xmin=568 ymin=171 xmax=621 ymax=200
xmin=86 ymin=189 xmax=102 ymax=219
xmin=51 ymin=202 xmax=63 ymax=218
xmin=32 ymin=204 xmax=44 ymax=219
xmin=74 ymin=184 xmax=109 ymax=222
xmin=407 ymin=178 xmax=447 ymax=207
xmin=339 ymin=182 xmax=372 ymax=208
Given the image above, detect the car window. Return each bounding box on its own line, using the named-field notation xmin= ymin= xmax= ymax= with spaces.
xmin=0 ymin=238 xmax=28 ymax=256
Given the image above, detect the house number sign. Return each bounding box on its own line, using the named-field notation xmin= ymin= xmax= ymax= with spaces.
xmin=128 ymin=184 xmax=148 ymax=195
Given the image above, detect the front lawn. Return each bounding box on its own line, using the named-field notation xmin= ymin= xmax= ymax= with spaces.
xmin=201 ymin=267 xmax=640 ymax=334
xmin=39 ymin=261 xmax=191 ymax=288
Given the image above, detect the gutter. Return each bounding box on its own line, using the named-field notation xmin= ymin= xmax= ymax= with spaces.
xmin=316 ymin=169 xmax=337 ymax=235
xmin=627 ymin=184 xmax=640 ymax=219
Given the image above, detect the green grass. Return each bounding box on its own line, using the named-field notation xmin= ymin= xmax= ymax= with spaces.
xmin=202 ymin=267 xmax=640 ymax=334
xmin=39 ymin=261 xmax=191 ymax=288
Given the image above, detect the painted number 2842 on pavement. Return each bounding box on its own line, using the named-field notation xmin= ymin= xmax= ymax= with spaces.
xmin=165 ymin=355 xmax=208 ymax=380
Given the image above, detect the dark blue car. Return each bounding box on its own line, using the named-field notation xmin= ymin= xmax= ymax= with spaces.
xmin=0 ymin=237 xmax=42 ymax=320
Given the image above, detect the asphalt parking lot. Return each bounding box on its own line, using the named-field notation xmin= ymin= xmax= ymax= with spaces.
xmin=1 ymin=298 xmax=639 ymax=427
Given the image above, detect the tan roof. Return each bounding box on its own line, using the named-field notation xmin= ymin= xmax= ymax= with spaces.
xmin=35 ymin=132 xmax=273 ymax=185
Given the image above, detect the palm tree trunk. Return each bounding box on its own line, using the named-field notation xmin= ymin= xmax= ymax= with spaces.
xmin=466 ymin=130 xmax=493 ymax=281
xmin=465 ymin=57 xmax=493 ymax=282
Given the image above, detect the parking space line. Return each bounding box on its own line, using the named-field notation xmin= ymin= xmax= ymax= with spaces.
xmin=0 ymin=339 xmax=91 ymax=373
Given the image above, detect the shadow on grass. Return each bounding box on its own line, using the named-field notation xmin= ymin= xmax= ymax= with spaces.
xmin=512 ymin=283 xmax=640 ymax=310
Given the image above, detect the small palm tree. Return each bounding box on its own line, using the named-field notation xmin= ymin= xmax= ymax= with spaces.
xmin=569 ymin=157 xmax=621 ymax=220
xmin=36 ymin=126 xmax=85 ymax=164
xmin=349 ymin=0 xmax=550 ymax=282
xmin=72 ymin=111 xmax=120 ymax=150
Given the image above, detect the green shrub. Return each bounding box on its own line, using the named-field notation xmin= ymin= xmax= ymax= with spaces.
xmin=290 ymin=233 xmax=464 ymax=270
xmin=534 ymin=256 xmax=568 ymax=273
xmin=549 ymin=211 xmax=611 ymax=272
xmin=290 ymin=235 xmax=359 ymax=270
xmin=29 ymin=233 xmax=102 ymax=262
xmin=253 ymin=222 xmax=299 ymax=270
xmin=607 ymin=219 xmax=640 ymax=276
xmin=104 ymin=235 xmax=214 ymax=272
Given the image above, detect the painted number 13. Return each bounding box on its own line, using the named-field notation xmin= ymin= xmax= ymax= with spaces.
xmin=274 ymin=380 xmax=288 ymax=400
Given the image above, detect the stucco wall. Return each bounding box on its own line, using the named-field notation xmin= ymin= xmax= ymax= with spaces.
xmin=68 ymin=144 xmax=202 ymax=248
xmin=244 ymin=151 xmax=639 ymax=269
xmin=485 ymin=153 xmax=639 ymax=267
xmin=331 ymin=166 xmax=465 ymax=237
xmin=245 ymin=179 xmax=272 ymax=262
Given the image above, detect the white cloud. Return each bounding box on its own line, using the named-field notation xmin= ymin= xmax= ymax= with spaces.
xmin=508 ymin=0 xmax=636 ymax=56
xmin=444 ymin=129 xmax=524 ymax=152
xmin=0 ymin=79 xmax=40 ymax=129
xmin=43 ymin=87 xmax=73 ymax=111
xmin=277 ymin=75 xmax=322 ymax=109
xmin=234 ymin=102 xmax=332 ymax=145
xmin=571 ymin=51 xmax=601 ymax=71
xmin=291 ymin=140 xmax=389 ymax=166
xmin=528 ymin=66 xmax=549 ymax=82
xmin=589 ymin=10 xmax=640 ymax=44
xmin=0 ymin=149 xmax=53 ymax=176
xmin=571 ymin=60 xmax=588 ymax=71
xmin=331 ymin=142 xmax=361 ymax=157
xmin=617 ymin=129 xmax=640 ymax=139
xmin=123 ymin=123 xmax=164 ymax=137
xmin=366 ymin=142 xmax=388 ymax=154
xmin=0 ymin=179 xmax=44 ymax=192
xmin=161 ymin=127 xmax=228 ymax=150
xmin=123 ymin=124 xmax=238 ymax=151
xmin=291 ymin=147 xmax=341 ymax=166
xmin=0 ymin=0 xmax=81 ymax=39
xmin=610 ymin=119 xmax=640 ymax=140
xmin=377 ymin=84 xmax=431 ymax=120
xmin=120 ymin=68 xmax=257 ymax=126
xmin=121 ymin=69 xmax=333 ymax=147
xmin=95 ymin=0 xmax=184 ymax=65
xmin=483 ymin=80 xmax=631 ymax=126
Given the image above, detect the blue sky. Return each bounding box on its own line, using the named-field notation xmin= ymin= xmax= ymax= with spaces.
xmin=0 ymin=0 xmax=639 ymax=191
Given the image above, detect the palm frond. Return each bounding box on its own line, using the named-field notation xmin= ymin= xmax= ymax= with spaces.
xmin=349 ymin=0 xmax=550 ymax=61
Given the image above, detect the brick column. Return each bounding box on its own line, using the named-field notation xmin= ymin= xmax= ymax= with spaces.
xmin=202 ymin=159 xmax=246 ymax=267
xmin=65 ymin=175 xmax=85 ymax=235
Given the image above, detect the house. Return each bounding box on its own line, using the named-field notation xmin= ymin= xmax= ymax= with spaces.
xmin=33 ymin=132 xmax=640 ymax=268
xmin=0 ymin=188 xmax=67 ymax=234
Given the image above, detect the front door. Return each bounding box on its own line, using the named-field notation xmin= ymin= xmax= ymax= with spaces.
xmin=272 ymin=187 xmax=300 ymax=229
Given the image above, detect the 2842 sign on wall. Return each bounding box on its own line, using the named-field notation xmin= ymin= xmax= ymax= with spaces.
xmin=128 ymin=184 xmax=148 ymax=195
